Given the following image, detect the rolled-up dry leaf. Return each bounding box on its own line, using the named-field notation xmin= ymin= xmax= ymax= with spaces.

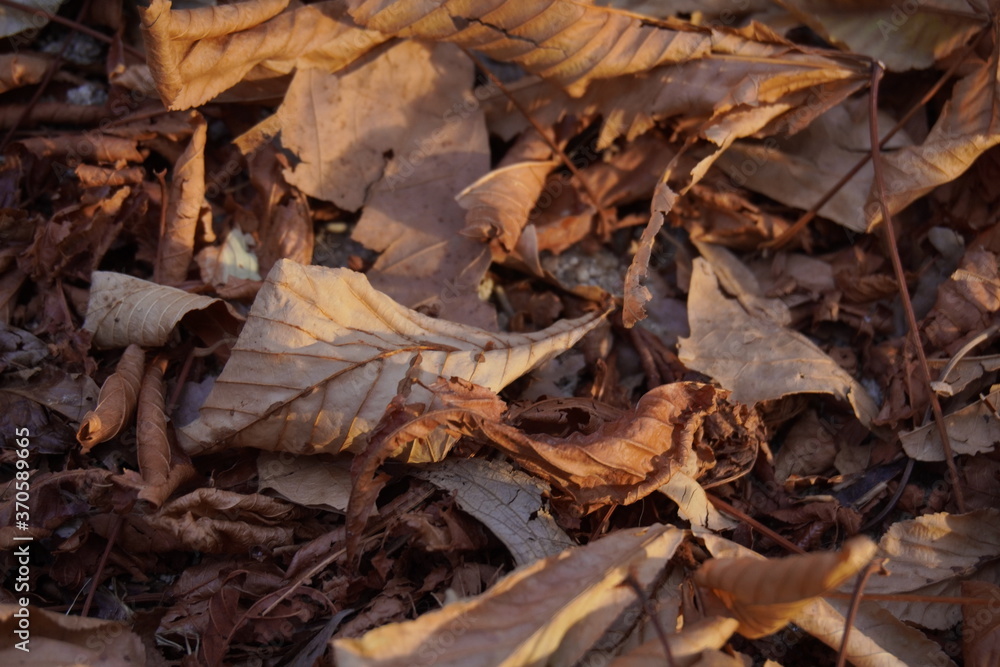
xmin=77 ymin=344 xmax=145 ymax=452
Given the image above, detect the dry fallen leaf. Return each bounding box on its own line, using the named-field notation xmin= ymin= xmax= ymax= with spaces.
xmin=623 ymin=183 xmax=676 ymax=327
xmin=457 ymin=160 xmax=560 ymax=256
xmin=276 ymin=39 xmax=495 ymax=325
xmin=679 ymin=258 xmax=878 ymax=426
xmin=860 ymin=509 xmax=1000 ymax=631
xmin=83 ymin=271 xmax=242 ymax=349
xmin=76 ymin=343 xmax=144 ymax=452
xmin=922 ymin=248 xmax=1000 ymax=354
xmin=781 ymin=0 xmax=986 ymax=72
xmin=140 ymin=0 xmax=387 ymax=110
xmin=716 ymin=99 xmax=911 ymax=233
xmin=962 ymin=580 xmax=1000 ymax=666
xmin=346 ymin=0 xmax=714 ymax=96
xmin=134 ymin=355 xmax=196 ymax=510
xmin=0 ymin=604 xmax=145 ymax=665
xmin=658 ymin=471 xmax=737 ymax=533
xmin=0 ymin=53 xmax=51 ymax=93
xmin=257 ymin=452 xmax=353 ymax=512
xmin=611 ymin=616 xmax=740 ymax=667
xmin=701 ymin=534 xmax=957 ymax=667
xmin=900 ymin=385 xmax=1000 ymax=461
xmin=343 ymin=42 xmax=494 ymax=327
xmin=866 ymin=47 xmax=1000 ymax=228
xmin=93 ymin=488 xmax=301 ymax=554
xmin=177 ymin=260 xmax=606 ymax=459
xmin=478 ymin=381 xmax=762 ymax=510
xmin=413 ymin=457 xmax=575 ymax=567
xmin=333 ymin=524 xmax=685 ymax=667
xmin=694 ymin=535 xmax=877 ymax=638
xmin=157 ymin=111 xmax=207 ymax=287
xmin=773 ymin=410 xmax=838 ymax=482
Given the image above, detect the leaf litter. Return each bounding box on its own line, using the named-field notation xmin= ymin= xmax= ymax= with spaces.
xmin=2 ymin=0 xmax=1000 ymax=665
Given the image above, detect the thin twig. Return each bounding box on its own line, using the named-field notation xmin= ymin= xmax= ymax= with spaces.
xmin=765 ymin=32 xmax=986 ymax=250
xmin=461 ymin=48 xmax=616 ymax=239
xmin=860 ymin=457 xmax=914 ymax=531
xmin=868 ymin=61 xmax=966 ymax=513
xmin=863 ymin=321 xmax=998 ymax=529
xmin=81 ymin=514 xmax=122 ymax=617
xmin=835 ymin=558 xmax=883 ymax=667
xmin=706 ymin=493 xmax=806 ymax=555
xmin=623 ymin=572 xmax=677 ymax=667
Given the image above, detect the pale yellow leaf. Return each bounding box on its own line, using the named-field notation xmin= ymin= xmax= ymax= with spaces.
xmin=177 ymin=260 xmax=606 ymax=459
xmin=413 ymin=457 xmax=575 ymax=567
xmin=900 ymin=386 xmax=1000 ymax=461
xmin=678 ymin=258 xmax=877 ymax=426
xmin=795 ymin=597 xmax=956 ymax=667
xmin=83 ymin=271 xmax=241 ymax=349
xmin=333 ymin=524 xmax=685 ymax=667
xmin=867 ymin=509 xmax=1000 ymax=595
xmin=659 ymin=471 xmax=738 ymax=533
xmin=611 ymin=617 xmax=740 ymax=667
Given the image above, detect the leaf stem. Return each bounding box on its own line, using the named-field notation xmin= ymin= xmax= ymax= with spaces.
xmin=868 ymin=61 xmax=966 ymax=513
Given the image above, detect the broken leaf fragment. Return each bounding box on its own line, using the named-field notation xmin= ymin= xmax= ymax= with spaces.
xmin=679 ymin=258 xmax=877 ymax=426
xmin=414 ymin=457 xmax=574 ymax=567
xmin=178 ymin=260 xmax=606 ymax=459
xmin=900 ymin=386 xmax=1000 ymax=461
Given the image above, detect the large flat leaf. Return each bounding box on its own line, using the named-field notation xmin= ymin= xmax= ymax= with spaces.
xmin=177 ymin=260 xmax=605 ymax=459
xmin=332 ymin=524 xmax=685 ymax=667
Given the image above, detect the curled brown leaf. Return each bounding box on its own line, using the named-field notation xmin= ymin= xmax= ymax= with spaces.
xmin=135 ymin=356 xmax=197 ymax=511
xmin=157 ymin=112 xmax=207 ymax=287
xmin=76 ymin=344 xmax=145 ymax=452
